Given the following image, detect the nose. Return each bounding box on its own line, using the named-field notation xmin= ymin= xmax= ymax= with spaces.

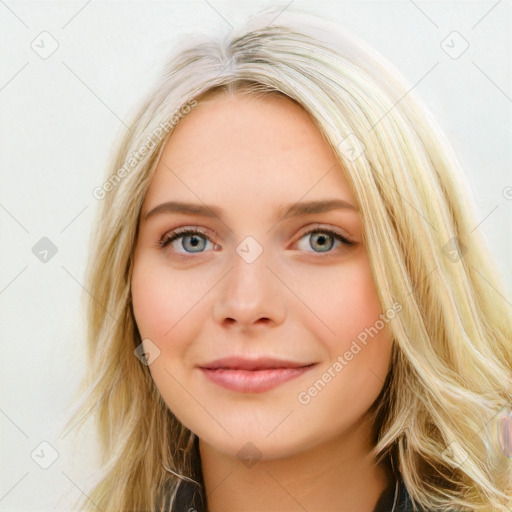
xmin=212 ymin=246 xmax=287 ymax=332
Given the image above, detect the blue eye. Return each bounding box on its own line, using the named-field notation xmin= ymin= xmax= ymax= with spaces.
xmin=158 ymin=229 xmax=214 ymax=254
xmin=298 ymin=228 xmax=354 ymax=253
xmin=158 ymin=226 xmax=354 ymax=256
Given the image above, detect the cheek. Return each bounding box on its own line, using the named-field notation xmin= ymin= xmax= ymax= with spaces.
xmin=299 ymin=255 xmax=384 ymax=345
xmin=301 ymin=255 xmax=392 ymax=388
xmin=298 ymin=260 xmax=392 ymax=424
xmin=338 ymin=262 xmax=383 ymax=342
xmin=131 ymin=262 xmax=172 ymax=340
xmin=131 ymin=253 xmax=203 ymax=342
xmin=131 ymin=255 xmax=200 ymax=417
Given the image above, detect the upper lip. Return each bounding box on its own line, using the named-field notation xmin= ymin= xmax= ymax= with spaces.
xmin=199 ymin=356 xmax=314 ymax=371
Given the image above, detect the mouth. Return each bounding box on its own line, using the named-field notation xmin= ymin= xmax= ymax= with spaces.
xmin=198 ymin=357 xmax=317 ymax=393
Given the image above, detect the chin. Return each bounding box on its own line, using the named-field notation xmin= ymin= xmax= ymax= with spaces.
xmin=195 ymin=420 xmax=324 ymax=463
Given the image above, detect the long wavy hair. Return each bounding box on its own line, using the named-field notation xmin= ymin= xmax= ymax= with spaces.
xmin=60 ymin=6 xmax=512 ymax=512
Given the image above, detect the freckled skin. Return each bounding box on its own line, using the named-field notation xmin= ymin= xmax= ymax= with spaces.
xmin=131 ymin=93 xmax=394 ymax=512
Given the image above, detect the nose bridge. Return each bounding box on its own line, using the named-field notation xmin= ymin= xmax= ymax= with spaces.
xmin=232 ymin=236 xmax=269 ymax=294
xmin=213 ymin=235 xmax=286 ymax=328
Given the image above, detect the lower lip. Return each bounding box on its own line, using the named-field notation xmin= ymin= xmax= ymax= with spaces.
xmin=199 ymin=366 xmax=315 ymax=393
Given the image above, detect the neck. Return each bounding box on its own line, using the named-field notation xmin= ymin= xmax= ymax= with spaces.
xmin=199 ymin=414 xmax=392 ymax=512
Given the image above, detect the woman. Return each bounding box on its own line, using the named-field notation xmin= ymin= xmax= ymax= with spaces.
xmin=62 ymin=6 xmax=512 ymax=512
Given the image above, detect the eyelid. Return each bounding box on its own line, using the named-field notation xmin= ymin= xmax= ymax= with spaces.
xmin=157 ymin=226 xmax=213 ymax=247
xmin=296 ymin=223 xmax=354 ymax=245
xmin=157 ymin=223 xmax=355 ymax=254
xmin=158 ymin=223 xmax=355 ymax=246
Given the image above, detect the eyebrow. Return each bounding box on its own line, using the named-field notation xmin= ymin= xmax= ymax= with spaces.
xmin=143 ymin=199 xmax=358 ymax=222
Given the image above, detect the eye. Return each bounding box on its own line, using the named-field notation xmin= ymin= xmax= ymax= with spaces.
xmin=157 ymin=225 xmax=355 ymax=257
xmin=296 ymin=226 xmax=354 ymax=254
xmin=158 ymin=228 xmax=216 ymax=254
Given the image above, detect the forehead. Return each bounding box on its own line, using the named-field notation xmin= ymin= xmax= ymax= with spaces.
xmin=143 ymin=92 xmax=356 ymax=213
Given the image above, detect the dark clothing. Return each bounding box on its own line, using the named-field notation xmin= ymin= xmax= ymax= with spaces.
xmin=372 ymin=477 xmax=415 ymax=512
xmin=170 ymin=473 xmax=419 ymax=512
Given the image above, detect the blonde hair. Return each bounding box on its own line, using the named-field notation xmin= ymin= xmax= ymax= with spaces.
xmin=60 ymin=6 xmax=512 ymax=512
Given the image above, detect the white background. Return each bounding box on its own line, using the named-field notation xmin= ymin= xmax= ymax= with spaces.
xmin=0 ymin=1 xmax=511 ymax=510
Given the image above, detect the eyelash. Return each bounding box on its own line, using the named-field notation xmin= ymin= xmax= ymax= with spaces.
xmin=157 ymin=226 xmax=354 ymax=257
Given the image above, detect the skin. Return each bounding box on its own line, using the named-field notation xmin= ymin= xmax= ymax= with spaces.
xmin=131 ymin=92 xmax=394 ymax=511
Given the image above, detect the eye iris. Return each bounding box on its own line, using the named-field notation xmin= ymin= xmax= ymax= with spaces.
xmin=183 ymin=234 xmax=206 ymax=252
xmin=310 ymin=232 xmax=334 ymax=252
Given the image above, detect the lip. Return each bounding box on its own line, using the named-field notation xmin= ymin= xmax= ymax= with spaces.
xmin=200 ymin=356 xmax=312 ymax=371
xmin=199 ymin=357 xmax=317 ymax=393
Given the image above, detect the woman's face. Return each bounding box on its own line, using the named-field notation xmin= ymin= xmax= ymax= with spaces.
xmin=131 ymin=92 xmax=393 ymax=460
